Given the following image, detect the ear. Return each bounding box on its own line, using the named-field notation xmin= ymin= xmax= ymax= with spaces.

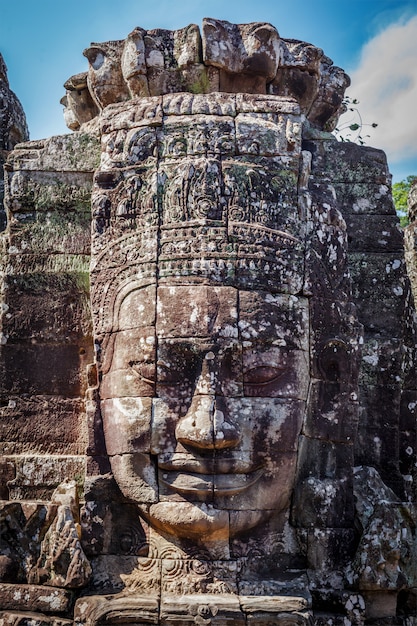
xmin=318 ymin=338 xmax=350 ymax=382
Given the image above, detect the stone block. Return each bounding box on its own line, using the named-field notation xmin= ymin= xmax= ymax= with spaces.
xmin=6 ymin=455 xmax=85 ymax=500
xmin=5 ymin=168 xmax=93 ymax=215
xmin=0 ymin=343 xmax=90 ymax=397
xmin=309 ymin=298 xmax=362 ymax=384
xmin=359 ymin=337 xmax=402 ymax=388
xmin=109 ymin=283 xmax=156 ymax=331
xmin=160 ymin=592 xmax=245 ymax=625
xmin=161 ymin=558 xmax=239 ymax=594
xmin=304 ymin=528 xmax=356 ymax=571
xmin=303 ymin=381 xmax=359 ymax=443
xmin=102 ymin=397 xmax=152 ymax=456
xmin=293 ymin=437 xmax=354 ymax=528
xmin=158 ymin=114 xmax=235 ymax=158
xmin=89 ymin=554 xmax=143 ymax=592
xmin=73 ymin=592 xmax=160 ymax=625
xmin=159 ymin=157 xmax=225 ymax=224
xmin=358 ymin=383 xmax=401 ymax=432
xmin=0 ymin=612 xmax=73 ymax=626
xmin=99 ymin=328 xmax=156 ymax=399
xmin=0 ymin=583 xmax=72 ymax=613
xmin=333 ymin=181 xmax=396 ymax=216
xmin=239 ymin=291 xmax=309 ymax=351
xmin=242 ymin=593 xmax=311 ymax=625
xmin=355 ymin=386 xmax=402 ymax=488
xmin=0 ymin=395 xmax=87 ymax=455
xmin=362 ymin=590 xmax=398 ymax=620
xmin=306 ymin=138 xmax=390 ymax=185
xmin=345 ymin=214 xmax=403 ymax=253
xmin=349 ymin=252 xmax=408 ymax=335
xmin=99 ymin=95 xmax=163 ymax=135
xmin=161 ymin=92 xmax=235 ymax=117
xmin=156 ymin=285 xmax=238 ymax=339
xmin=235 ymin=244 xmax=305 ymax=295
xmin=2 ymin=252 xmax=91 ymax=280
xmin=202 ymin=18 xmax=280 ymax=82
xmin=1 ymin=272 xmax=92 ymax=342
xmin=81 ymin=475 xmax=148 ymax=555
xmin=235 ymin=112 xmax=301 ymax=156
xmin=222 ymin=156 xmax=301 ymax=236
xmin=270 ymin=67 xmax=319 ymax=114
xmin=8 ymin=210 xmax=91 ymax=256
xmin=308 ymin=61 xmax=349 ymax=132
xmin=109 ymin=452 xmax=159 ymax=504
xmin=6 ymin=133 xmax=100 ymax=173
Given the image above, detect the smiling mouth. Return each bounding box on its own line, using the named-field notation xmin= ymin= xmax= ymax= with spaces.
xmin=158 ymin=467 xmax=264 ymax=496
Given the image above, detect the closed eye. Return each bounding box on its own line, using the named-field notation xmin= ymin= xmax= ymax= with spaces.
xmin=244 ymin=366 xmax=285 ymax=386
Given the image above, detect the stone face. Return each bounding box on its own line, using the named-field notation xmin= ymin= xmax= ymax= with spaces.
xmin=1 ymin=16 xmax=416 ymax=626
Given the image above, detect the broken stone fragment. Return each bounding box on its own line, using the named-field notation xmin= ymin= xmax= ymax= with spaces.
xmin=308 ymin=57 xmax=350 ymax=131
xmin=269 ymin=39 xmax=323 ymax=114
xmin=61 ymin=71 xmax=99 ymax=130
xmin=84 ymin=39 xmax=131 ymax=109
xmin=203 ymin=18 xmax=280 ymax=93
xmin=350 ymin=466 xmax=417 ymax=618
xmin=28 ymin=481 xmax=92 ymax=588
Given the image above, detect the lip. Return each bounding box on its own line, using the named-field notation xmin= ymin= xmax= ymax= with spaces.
xmin=157 ymin=452 xmax=259 ymax=475
xmin=158 ymin=467 xmax=264 ymax=496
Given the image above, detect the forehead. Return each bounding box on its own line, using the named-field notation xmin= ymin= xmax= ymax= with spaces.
xmin=117 ymin=285 xmax=309 ymax=349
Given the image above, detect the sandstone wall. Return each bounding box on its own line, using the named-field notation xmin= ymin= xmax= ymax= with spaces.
xmin=0 ymin=133 xmax=100 ymax=499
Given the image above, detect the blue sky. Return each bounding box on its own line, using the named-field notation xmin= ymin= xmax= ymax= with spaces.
xmin=1 ymin=0 xmax=416 ymax=182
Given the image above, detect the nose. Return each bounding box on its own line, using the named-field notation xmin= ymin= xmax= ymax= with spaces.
xmin=175 ymin=394 xmax=241 ymax=451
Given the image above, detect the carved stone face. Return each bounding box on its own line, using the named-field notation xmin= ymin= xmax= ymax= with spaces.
xmin=100 ymin=283 xmax=309 ymax=539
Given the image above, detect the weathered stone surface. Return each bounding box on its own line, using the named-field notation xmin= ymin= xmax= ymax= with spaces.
xmin=0 ymin=612 xmax=73 ymax=626
xmin=4 ymin=456 xmax=86 ymax=500
xmin=351 ymin=466 xmax=417 ymax=621
xmin=269 ymin=39 xmax=322 ymax=115
xmin=1 ymin=16 xmax=416 ymax=626
xmin=62 ymin=19 xmax=350 ymax=136
xmin=0 ymin=53 xmax=29 ymax=231
xmin=1 ymin=483 xmax=91 ymax=610
xmin=0 ymin=396 xmax=87 ymax=455
xmin=0 ymin=583 xmax=72 ymax=613
xmin=62 ymin=72 xmax=99 ymax=131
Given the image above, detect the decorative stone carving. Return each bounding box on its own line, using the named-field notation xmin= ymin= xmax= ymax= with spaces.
xmin=1 ymin=17 xmax=416 ymax=626
xmin=61 ymin=19 xmax=349 ymax=136
xmin=0 ymin=482 xmax=91 ymax=619
xmin=61 ymin=72 xmax=99 ymax=131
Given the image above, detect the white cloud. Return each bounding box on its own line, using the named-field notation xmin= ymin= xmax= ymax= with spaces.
xmin=339 ymin=15 xmax=417 ymax=164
